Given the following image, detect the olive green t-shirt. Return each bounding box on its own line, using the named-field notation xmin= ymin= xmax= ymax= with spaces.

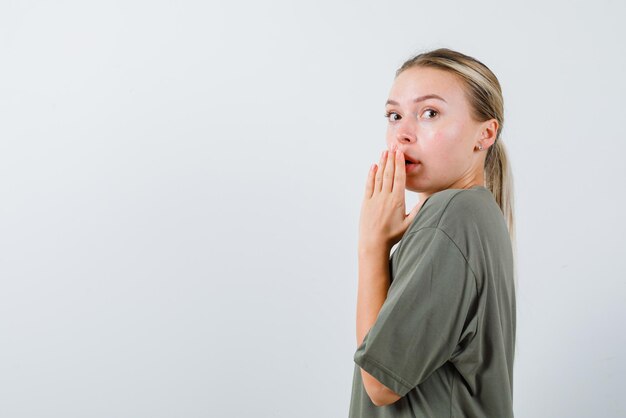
xmin=349 ymin=185 xmax=516 ymax=418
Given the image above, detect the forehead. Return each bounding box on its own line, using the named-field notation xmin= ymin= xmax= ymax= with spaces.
xmin=388 ymin=66 xmax=466 ymax=104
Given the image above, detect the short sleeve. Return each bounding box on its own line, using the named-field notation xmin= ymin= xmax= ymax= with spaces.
xmin=353 ymin=227 xmax=477 ymax=397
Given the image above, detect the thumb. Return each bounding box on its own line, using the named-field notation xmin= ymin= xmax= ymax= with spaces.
xmin=404 ymin=201 xmax=425 ymax=227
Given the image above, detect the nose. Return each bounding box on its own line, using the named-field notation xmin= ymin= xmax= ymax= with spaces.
xmin=394 ymin=121 xmax=417 ymax=145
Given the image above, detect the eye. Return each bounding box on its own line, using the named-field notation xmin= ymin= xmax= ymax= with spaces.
xmin=384 ymin=111 xmax=400 ymax=122
xmin=422 ymin=108 xmax=438 ymax=119
xmin=384 ymin=109 xmax=438 ymax=122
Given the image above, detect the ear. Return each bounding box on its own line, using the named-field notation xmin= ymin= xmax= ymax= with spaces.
xmin=476 ymin=119 xmax=498 ymax=150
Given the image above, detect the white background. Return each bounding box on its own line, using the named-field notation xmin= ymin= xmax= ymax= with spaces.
xmin=1 ymin=1 xmax=625 ymax=417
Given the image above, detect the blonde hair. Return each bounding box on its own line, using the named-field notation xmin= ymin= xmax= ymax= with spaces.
xmin=396 ymin=48 xmax=517 ymax=277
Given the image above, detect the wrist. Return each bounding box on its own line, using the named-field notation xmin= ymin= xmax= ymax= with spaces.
xmin=358 ymin=241 xmax=391 ymax=258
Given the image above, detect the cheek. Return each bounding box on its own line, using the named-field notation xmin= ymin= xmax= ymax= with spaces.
xmin=430 ymin=132 xmax=454 ymax=160
xmin=432 ymin=131 xmax=446 ymax=142
xmin=433 ymin=123 xmax=464 ymax=144
xmin=432 ymin=127 xmax=465 ymax=159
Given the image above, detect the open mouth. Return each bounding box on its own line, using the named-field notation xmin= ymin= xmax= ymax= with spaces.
xmin=404 ymin=157 xmax=420 ymax=172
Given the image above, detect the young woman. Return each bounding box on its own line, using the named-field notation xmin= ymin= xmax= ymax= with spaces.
xmin=349 ymin=48 xmax=517 ymax=417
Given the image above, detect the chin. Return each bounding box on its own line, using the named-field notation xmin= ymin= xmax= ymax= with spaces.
xmin=405 ymin=180 xmax=426 ymax=193
xmin=405 ymin=185 xmax=423 ymax=193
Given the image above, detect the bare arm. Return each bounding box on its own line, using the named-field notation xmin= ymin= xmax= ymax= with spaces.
xmin=356 ymin=244 xmax=402 ymax=407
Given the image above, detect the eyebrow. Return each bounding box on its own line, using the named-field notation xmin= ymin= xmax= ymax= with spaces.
xmin=385 ymin=94 xmax=447 ymax=106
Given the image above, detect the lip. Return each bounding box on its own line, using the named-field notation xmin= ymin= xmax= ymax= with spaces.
xmin=405 ymin=161 xmax=420 ymax=173
xmin=400 ymin=151 xmax=419 ymax=164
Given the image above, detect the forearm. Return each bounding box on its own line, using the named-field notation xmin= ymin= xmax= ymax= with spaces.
xmin=355 ymin=244 xmax=394 ymax=403
xmin=356 ymin=244 xmax=391 ymax=348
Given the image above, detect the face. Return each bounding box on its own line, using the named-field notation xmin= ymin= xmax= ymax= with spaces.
xmin=384 ymin=66 xmax=492 ymax=193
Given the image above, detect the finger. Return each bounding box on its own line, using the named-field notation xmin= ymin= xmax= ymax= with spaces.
xmin=393 ymin=148 xmax=406 ymax=196
xmin=374 ymin=149 xmax=387 ymax=193
xmin=404 ymin=200 xmax=424 ymax=228
xmin=382 ymin=146 xmax=395 ymax=193
xmin=363 ymin=163 xmax=377 ymax=199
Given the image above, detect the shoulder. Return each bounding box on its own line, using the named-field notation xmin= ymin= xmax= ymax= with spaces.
xmin=439 ymin=187 xmax=495 ymax=226
xmin=397 ymin=186 xmax=511 ymax=292
xmin=406 ymin=187 xmax=494 ymax=235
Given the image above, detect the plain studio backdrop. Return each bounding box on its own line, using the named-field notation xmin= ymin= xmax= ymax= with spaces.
xmin=1 ymin=1 xmax=624 ymax=417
